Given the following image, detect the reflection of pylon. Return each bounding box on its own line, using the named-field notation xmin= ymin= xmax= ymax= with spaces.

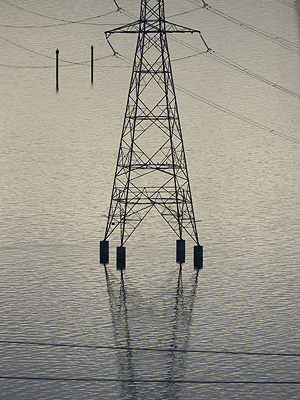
xmin=103 ymin=265 xmax=200 ymax=398
xmin=100 ymin=0 xmax=207 ymax=269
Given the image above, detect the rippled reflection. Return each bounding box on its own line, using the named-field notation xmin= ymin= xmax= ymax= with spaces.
xmin=104 ymin=265 xmax=199 ymax=399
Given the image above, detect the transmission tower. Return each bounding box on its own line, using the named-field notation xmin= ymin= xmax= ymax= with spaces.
xmin=100 ymin=0 xmax=207 ymax=269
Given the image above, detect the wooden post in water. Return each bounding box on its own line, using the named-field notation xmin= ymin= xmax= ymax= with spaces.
xmin=91 ymin=45 xmax=94 ymax=85
xmin=56 ymin=49 xmax=59 ymax=92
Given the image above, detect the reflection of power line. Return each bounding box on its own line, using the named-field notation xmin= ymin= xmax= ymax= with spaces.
xmin=1 ymin=375 xmax=300 ymax=384
xmin=1 ymin=339 xmax=300 ymax=357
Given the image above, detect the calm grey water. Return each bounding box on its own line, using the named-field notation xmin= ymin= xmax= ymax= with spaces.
xmin=1 ymin=0 xmax=300 ymax=399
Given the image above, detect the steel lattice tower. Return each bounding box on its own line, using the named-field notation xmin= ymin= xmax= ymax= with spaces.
xmin=100 ymin=0 xmax=206 ymax=269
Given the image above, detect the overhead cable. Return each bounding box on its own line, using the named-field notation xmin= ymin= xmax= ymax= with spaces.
xmin=276 ymin=0 xmax=298 ymax=10
xmin=0 ymin=0 xmax=120 ymax=24
xmin=0 ymin=33 xmax=113 ymax=66
xmin=206 ymin=50 xmax=300 ymax=100
xmin=0 ymin=10 xmax=120 ymax=29
xmin=166 ymin=34 xmax=300 ymax=101
xmin=108 ymin=52 xmax=300 ymax=145
xmin=175 ymin=84 xmax=300 ymax=145
xmin=202 ymin=3 xmax=300 ymax=56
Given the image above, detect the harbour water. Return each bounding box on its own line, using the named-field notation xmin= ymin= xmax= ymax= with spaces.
xmin=1 ymin=0 xmax=300 ymax=398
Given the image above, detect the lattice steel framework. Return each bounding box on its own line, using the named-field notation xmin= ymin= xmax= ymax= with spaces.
xmin=103 ymin=0 xmax=208 ymax=249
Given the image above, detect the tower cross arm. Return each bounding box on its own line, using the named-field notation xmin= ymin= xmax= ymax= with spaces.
xmin=105 ymin=20 xmax=211 ymax=52
xmin=105 ymin=20 xmax=141 ymax=55
xmin=164 ymin=21 xmax=210 ymax=51
xmin=164 ymin=20 xmax=200 ymax=33
xmin=105 ymin=20 xmax=141 ymax=37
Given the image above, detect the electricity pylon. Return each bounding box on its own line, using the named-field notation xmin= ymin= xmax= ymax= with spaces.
xmin=100 ymin=0 xmax=208 ymax=269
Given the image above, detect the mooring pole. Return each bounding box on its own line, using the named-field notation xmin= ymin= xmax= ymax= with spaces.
xmin=91 ymin=45 xmax=94 ymax=85
xmin=56 ymin=49 xmax=59 ymax=92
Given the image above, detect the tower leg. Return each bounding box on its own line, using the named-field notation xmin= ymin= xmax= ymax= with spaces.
xmin=176 ymin=239 xmax=185 ymax=264
xmin=194 ymin=245 xmax=203 ymax=269
xmin=117 ymin=246 xmax=126 ymax=270
xmin=100 ymin=240 xmax=109 ymax=265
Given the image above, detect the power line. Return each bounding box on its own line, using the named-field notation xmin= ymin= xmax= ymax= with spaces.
xmin=175 ymin=84 xmax=300 ymax=145
xmin=0 ymin=61 xmax=126 ymax=69
xmin=0 ymin=10 xmax=120 ymax=29
xmin=0 ymin=0 xmax=119 ymax=24
xmin=1 ymin=340 xmax=300 ymax=357
xmin=110 ymin=52 xmax=300 ymax=145
xmin=206 ymin=50 xmax=300 ymax=100
xmin=275 ymin=0 xmax=298 ymax=10
xmin=202 ymin=2 xmax=300 ymax=56
xmin=0 ymin=63 xmax=53 ymax=69
xmin=168 ymin=6 xmax=204 ymax=19
xmin=164 ymin=32 xmax=300 ymax=101
xmin=0 ymin=21 xmax=120 ymax=29
xmin=0 ymin=33 xmax=113 ymax=66
xmin=1 ymin=2 xmax=298 ymax=145
xmin=0 ymin=376 xmax=299 ymax=384
xmin=0 ymin=33 xmax=57 ymax=61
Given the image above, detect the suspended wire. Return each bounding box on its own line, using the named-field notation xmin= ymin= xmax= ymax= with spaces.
xmin=107 ymin=52 xmax=300 ymax=145
xmin=202 ymin=3 xmax=300 ymax=56
xmin=0 ymin=33 xmax=58 ymax=61
xmin=0 ymin=22 xmax=122 ymax=29
xmin=0 ymin=55 xmax=114 ymax=69
xmin=0 ymin=0 xmax=119 ymax=24
xmin=119 ymin=8 xmax=137 ymax=21
xmin=166 ymin=32 xmax=300 ymax=101
xmin=1 ymin=339 xmax=300 ymax=357
xmin=0 ymin=0 xmax=70 ymax=22
xmin=116 ymin=47 xmax=207 ymax=64
xmin=1 ymin=2 xmax=298 ymax=144
xmin=187 ymin=0 xmax=206 ymax=6
xmin=0 ymin=10 xmax=120 ymax=29
xmin=168 ymin=6 xmax=204 ymax=19
xmin=0 ymin=63 xmax=54 ymax=69
xmin=275 ymin=0 xmax=298 ymax=10
xmin=172 ymin=50 xmax=208 ymax=62
xmin=185 ymin=0 xmax=300 ymax=56
xmin=0 ymin=60 xmax=125 ymax=69
xmin=175 ymin=84 xmax=300 ymax=145
xmin=206 ymin=50 xmax=300 ymax=100
xmin=0 ymin=33 xmax=113 ymax=66
xmin=105 ymin=4 xmax=205 ymax=23
xmin=167 ymin=33 xmax=300 ymax=101
xmin=0 ymin=375 xmax=299 ymax=385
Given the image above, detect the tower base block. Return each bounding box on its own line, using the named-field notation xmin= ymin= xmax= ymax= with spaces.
xmin=194 ymin=245 xmax=203 ymax=269
xmin=100 ymin=240 xmax=109 ymax=265
xmin=117 ymin=246 xmax=126 ymax=270
xmin=176 ymin=239 xmax=185 ymax=264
